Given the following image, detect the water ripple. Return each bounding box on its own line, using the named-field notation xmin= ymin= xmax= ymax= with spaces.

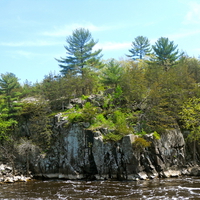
xmin=0 ymin=177 xmax=200 ymax=199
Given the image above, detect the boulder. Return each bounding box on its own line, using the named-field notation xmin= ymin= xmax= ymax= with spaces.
xmin=190 ymin=167 xmax=200 ymax=176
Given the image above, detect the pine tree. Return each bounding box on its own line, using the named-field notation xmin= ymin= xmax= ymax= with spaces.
xmin=0 ymin=73 xmax=22 ymax=118
xmin=56 ymin=28 xmax=102 ymax=77
xmin=100 ymin=59 xmax=124 ymax=88
xmin=152 ymin=37 xmax=182 ymax=70
xmin=127 ymin=36 xmax=151 ymax=60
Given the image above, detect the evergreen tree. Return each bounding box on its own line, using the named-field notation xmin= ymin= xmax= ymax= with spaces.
xmin=0 ymin=73 xmax=22 ymax=118
xmin=127 ymin=36 xmax=151 ymax=60
xmin=56 ymin=28 xmax=102 ymax=76
xmin=100 ymin=59 xmax=124 ymax=88
xmin=152 ymin=37 xmax=182 ymax=70
xmin=20 ymin=100 xmax=52 ymax=150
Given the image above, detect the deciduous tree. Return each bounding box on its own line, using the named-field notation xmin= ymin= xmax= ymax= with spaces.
xmin=180 ymin=97 xmax=200 ymax=163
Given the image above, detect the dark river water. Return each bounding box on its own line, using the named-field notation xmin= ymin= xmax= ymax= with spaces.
xmin=1 ymin=177 xmax=200 ymax=199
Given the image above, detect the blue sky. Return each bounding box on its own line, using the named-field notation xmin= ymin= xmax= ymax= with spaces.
xmin=1 ymin=0 xmax=200 ymax=84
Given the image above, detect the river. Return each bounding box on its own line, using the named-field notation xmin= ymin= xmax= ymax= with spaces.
xmin=1 ymin=177 xmax=200 ymax=199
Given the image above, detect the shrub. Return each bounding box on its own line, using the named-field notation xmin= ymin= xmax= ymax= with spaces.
xmin=136 ymin=129 xmax=147 ymax=136
xmin=103 ymin=132 xmax=123 ymax=142
xmin=81 ymin=102 xmax=97 ymax=123
xmin=132 ymin=137 xmax=151 ymax=151
xmin=89 ymin=113 xmax=114 ymax=130
xmin=67 ymin=112 xmax=83 ymax=123
xmin=153 ymin=131 xmax=160 ymax=140
xmin=81 ymin=95 xmax=89 ymax=100
xmin=113 ymin=110 xmax=133 ymax=135
xmin=64 ymin=102 xmax=98 ymax=124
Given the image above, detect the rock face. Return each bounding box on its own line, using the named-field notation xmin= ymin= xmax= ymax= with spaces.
xmin=33 ymin=121 xmax=186 ymax=180
xmin=0 ymin=164 xmax=31 ymax=183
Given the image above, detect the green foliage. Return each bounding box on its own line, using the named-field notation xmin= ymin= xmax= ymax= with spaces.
xmin=113 ymin=85 xmax=123 ymax=100
xmin=152 ymin=37 xmax=182 ymax=70
xmin=184 ymin=57 xmax=200 ymax=83
xmin=0 ymin=73 xmax=22 ymax=118
xmin=143 ymin=61 xmax=196 ymax=133
xmin=81 ymin=95 xmax=89 ymax=100
xmin=1 ymin=38 xmax=199 ymax=154
xmin=56 ymin=28 xmax=102 ymax=76
xmin=0 ymin=118 xmax=17 ymax=141
xmin=103 ymin=132 xmax=123 ymax=142
xmin=132 ymin=137 xmax=151 ymax=151
xmin=67 ymin=102 xmax=97 ymax=124
xmin=0 ymin=73 xmax=20 ymax=96
xmin=179 ymin=97 xmax=200 ymax=163
xmin=136 ymin=129 xmax=147 ymax=136
xmin=180 ymin=97 xmax=200 ymax=140
xmin=153 ymin=131 xmax=160 ymax=140
xmin=102 ymin=94 xmax=113 ymax=109
xmin=64 ymin=103 xmax=133 ymax=141
xmin=20 ymin=100 xmax=52 ymax=150
xmin=79 ymin=68 xmax=101 ymax=95
xmin=66 ymin=112 xmax=83 ymax=123
xmin=120 ymin=60 xmax=147 ymax=104
xmin=89 ymin=113 xmax=114 ymax=130
xmin=100 ymin=59 xmax=124 ymax=87
xmin=81 ymin=102 xmax=97 ymax=123
xmin=112 ymin=110 xmax=133 ymax=135
xmin=127 ymin=36 xmax=151 ymax=60
xmin=102 ymin=86 xmax=124 ymax=109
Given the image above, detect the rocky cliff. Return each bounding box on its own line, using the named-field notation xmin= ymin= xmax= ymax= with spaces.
xmin=33 ymin=120 xmax=187 ymax=180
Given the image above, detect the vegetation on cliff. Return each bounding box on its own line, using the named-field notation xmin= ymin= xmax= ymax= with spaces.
xmin=0 ymin=28 xmax=200 ymax=167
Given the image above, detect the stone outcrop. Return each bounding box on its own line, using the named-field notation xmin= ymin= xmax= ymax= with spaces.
xmin=33 ymin=121 xmax=187 ymax=180
xmin=0 ymin=164 xmax=31 ymax=183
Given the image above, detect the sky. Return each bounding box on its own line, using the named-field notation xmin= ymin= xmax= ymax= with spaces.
xmin=1 ymin=0 xmax=200 ymax=84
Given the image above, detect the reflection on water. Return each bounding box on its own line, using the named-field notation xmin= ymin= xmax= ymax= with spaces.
xmin=1 ymin=177 xmax=200 ymax=199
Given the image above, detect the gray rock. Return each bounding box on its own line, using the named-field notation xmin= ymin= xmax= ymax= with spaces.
xmin=190 ymin=167 xmax=200 ymax=176
xmin=32 ymin=122 xmax=188 ymax=180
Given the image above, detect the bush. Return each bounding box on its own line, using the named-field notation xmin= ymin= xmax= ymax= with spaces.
xmin=153 ymin=131 xmax=160 ymax=140
xmin=103 ymin=132 xmax=123 ymax=142
xmin=89 ymin=113 xmax=114 ymax=130
xmin=136 ymin=129 xmax=147 ymax=136
xmin=132 ymin=137 xmax=151 ymax=151
xmin=81 ymin=102 xmax=97 ymax=123
xmin=67 ymin=112 xmax=83 ymax=123
xmin=65 ymin=102 xmax=97 ymax=124
xmin=113 ymin=110 xmax=133 ymax=135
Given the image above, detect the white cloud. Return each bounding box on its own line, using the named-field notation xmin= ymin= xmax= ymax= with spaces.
xmin=6 ymin=50 xmax=37 ymax=59
xmin=149 ymin=29 xmax=200 ymax=44
xmin=95 ymin=41 xmax=131 ymax=51
xmin=41 ymin=22 xmax=122 ymax=37
xmin=7 ymin=50 xmax=54 ymax=59
xmin=183 ymin=1 xmax=200 ymax=24
xmin=15 ymin=50 xmax=36 ymax=58
xmin=166 ymin=29 xmax=200 ymax=40
xmin=0 ymin=40 xmax=61 ymax=47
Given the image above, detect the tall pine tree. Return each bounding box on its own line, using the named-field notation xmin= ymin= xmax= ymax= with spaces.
xmin=152 ymin=37 xmax=182 ymax=71
xmin=56 ymin=28 xmax=102 ymax=77
xmin=0 ymin=73 xmax=22 ymax=118
xmin=127 ymin=36 xmax=151 ymax=60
